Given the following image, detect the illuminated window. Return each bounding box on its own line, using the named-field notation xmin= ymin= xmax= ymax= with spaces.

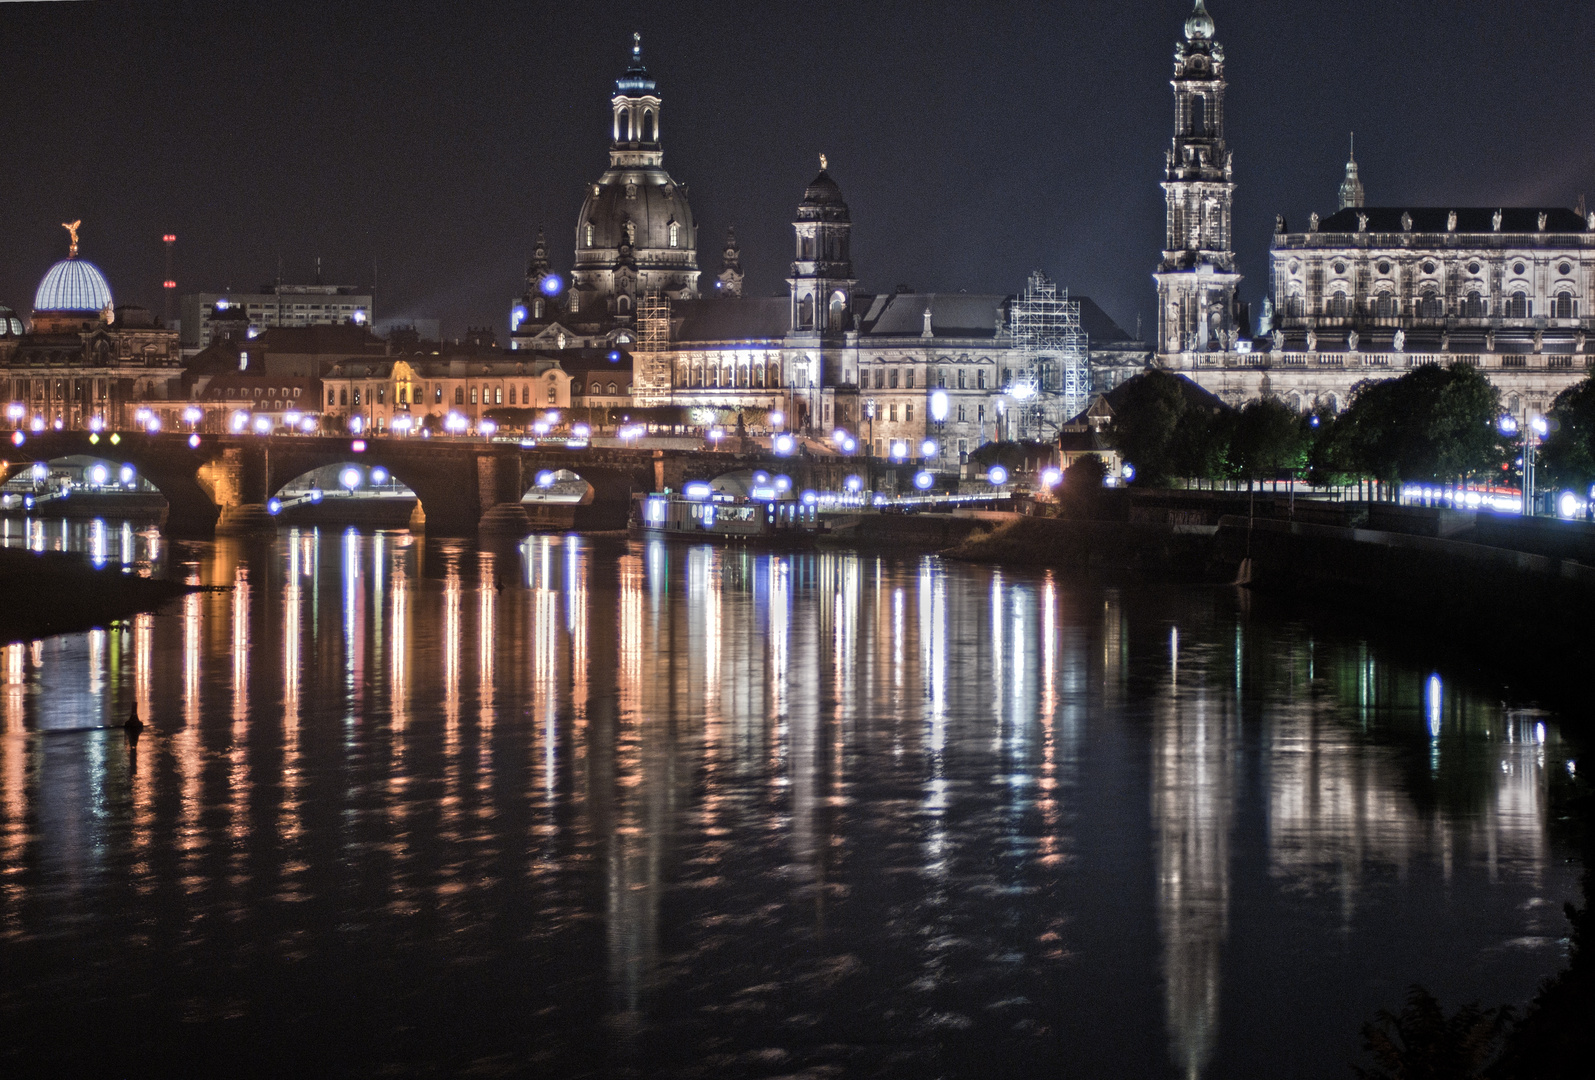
xmin=957 ymin=369 xmax=967 ymax=389
xmin=470 ymin=387 xmax=478 ymax=405
xmin=494 ymin=387 xmax=502 ymax=405
xmin=584 ymin=223 xmax=594 ymax=247
xmin=608 ymin=381 xmax=617 ymax=394
xmin=328 ymin=387 xmax=336 ymax=406
xmin=435 ymin=386 xmax=443 ymax=404
xmin=668 ymin=221 xmax=679 ymax=248
xmin=977 ymin=370 xmax=987 ymax=389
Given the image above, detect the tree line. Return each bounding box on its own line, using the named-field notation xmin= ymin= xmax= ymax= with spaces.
xmin=1103 ymin=362 xmax=1595 ymax=491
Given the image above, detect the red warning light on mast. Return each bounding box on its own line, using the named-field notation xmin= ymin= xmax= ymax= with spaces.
xmin=162 ymin=234 xmax=176 ymax=244
xmin=163 ymin=280 xmax=177 ymax=289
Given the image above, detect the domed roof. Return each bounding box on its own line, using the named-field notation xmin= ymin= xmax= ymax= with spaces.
xmin=575 ymin=168 xmax=697 ymax=257
xmin=34 ymin=257 xmax=113 ymax=313
xmin=798 ymin=169 xmax=850 ymax=223
xmin=1184 ymin=0 xmax=1215 ymax=41
xmin=0 ymin=305 xmax=21 ymax=337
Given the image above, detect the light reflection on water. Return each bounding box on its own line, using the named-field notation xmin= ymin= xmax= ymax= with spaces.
xmin=0 ymin=520 xmax=1580 ymax=1079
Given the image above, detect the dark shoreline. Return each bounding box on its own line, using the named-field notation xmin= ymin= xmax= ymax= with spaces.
xmin=0 ymin=547 xmax=204 ymax=646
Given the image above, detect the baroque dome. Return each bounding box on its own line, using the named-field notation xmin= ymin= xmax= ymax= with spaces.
xmin=798 ymin=169 xmax=850 ymax=223
xmin=1184 ymin=0 xmax=1215 ymax=41
xmin=35 ymin=257 xmax=113 ymax=313
xmin=576 ymin=169 xmax=696 ymax=256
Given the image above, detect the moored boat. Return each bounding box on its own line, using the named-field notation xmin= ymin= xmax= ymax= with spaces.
xmin=629 ymin=491 xmax=826 ymax=543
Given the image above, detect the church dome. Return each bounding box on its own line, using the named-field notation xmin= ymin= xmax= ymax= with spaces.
xmin=798 ymin=170 xmax=850 ymax=222
xmin=575 ymin=169 xmax=697 ymax=259
xmin=1184 ymin=0 xmax=1215 ymax=40
xmin=0 ymin=305 xmax=21 ymax=336
xmin=34 ymin=257 xmax=113 ymax=313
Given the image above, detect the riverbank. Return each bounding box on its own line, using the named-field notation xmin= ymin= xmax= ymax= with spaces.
xmin=0 ymin=548 xmax=201 ymax=645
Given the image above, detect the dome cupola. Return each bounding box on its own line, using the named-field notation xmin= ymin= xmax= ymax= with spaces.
xmin=1184 ymin=0 xmax=1215 ymax=41
xmin=33 ymin=221 xmax=113 ymax=315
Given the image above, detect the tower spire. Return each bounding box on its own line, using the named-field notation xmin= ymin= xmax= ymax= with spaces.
xmin=1338 ymin=132 xmax=1365 ymax=211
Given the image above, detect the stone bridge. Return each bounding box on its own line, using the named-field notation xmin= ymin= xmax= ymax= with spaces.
xmin=0 ymin=432 xmax=861 ymax=535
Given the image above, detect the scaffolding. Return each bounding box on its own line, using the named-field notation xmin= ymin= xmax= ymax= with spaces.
xmin=632 ymin=292 xmax=672 ymax=406
xmin=1008 ymin=271 xmax=1089 ymax=438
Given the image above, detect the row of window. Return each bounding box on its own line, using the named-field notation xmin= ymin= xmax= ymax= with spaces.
xmin=1295 ymin=290 xmax=1579 ymax=319
xmin=214 ymin=386 xmax=303 ymax=399
xmin=327 ymin=382 xmax=559 ymax=408
xmin=2 ymin=377 xmax=110 ymax=399
xmin=678 ymin=362 xmax=782 ymax=389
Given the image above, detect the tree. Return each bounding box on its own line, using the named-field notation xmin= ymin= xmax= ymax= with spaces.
xmin=1352 ymin=986 xmax=1511 ymax=1080
xmin=1227 ymin=397 xmax=1311 ymax=481
xmin=1332 ymin=363 xmax=1511 ymax=484
xmin=1538 ymin=376 xmax=1595 ymax=494
xmin=1107 ymin=370 xmax=1231 ymax=485
xmin=1063 ymin=453 xmax=1107 ymax=494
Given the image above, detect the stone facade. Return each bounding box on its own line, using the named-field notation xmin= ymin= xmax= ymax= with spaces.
xmin=1156 ymin=1 xmax=1593 ymax=420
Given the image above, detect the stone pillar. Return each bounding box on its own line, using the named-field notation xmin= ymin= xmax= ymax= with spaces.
xmin=476 ymin=450 xmax=530 ymax=534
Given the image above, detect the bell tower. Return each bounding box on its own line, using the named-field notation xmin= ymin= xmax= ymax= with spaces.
xmin=1154 ymin=0 xmax=1241 ymax=363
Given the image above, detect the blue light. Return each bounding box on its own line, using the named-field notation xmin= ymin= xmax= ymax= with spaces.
xmin=987 ymin=465 xmax=1008 ymax=486
xmin=267 ymin=498 xmax=282 ymax=515
xmin=684 ymin=482 xmax=712 ymax=500
xmin=914 ymin=470 xmax=935 ymax=490
xmin=536 ymin=470 xmax=556 ymax=488
xmin=608 ymin=350 xmax=621 ymax=363
xmin=511 ymin=304 xmax=528 ymax=331
xmin=35 ymin=258 xmax=114 ymax=312
xmin=773 ymin=434 xmax=795 ymax=455
xmin=540 ymin=274 xmax=564 ymax=297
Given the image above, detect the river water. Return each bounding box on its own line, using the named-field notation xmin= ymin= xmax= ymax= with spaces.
xmin=0 ymin=517 xmax=1580 ymax=1079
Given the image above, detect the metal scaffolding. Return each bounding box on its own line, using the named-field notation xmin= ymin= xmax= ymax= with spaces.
xmin=633 ymin=292 xmax=672 ymax=405
xmin=1008 ymin=271 xmax=1089 ymax=437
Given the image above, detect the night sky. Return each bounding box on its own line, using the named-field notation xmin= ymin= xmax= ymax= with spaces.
xmin=2 ymin=0 xmax=1592 ymax=341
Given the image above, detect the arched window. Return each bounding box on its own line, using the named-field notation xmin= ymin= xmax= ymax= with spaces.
xmin=470 ymin=387 xmax=478 ymax=405
xmin=584 ymin=223 xmax=594 ymax=248
xmin=455 ymin=386 xmax=464 ymax=404
xmin=798 ymin=294 xmax=814 ymax=330
xmin=339 ymin=388 xmax=348 ymax=405
xmin=1417 ymin=292 xmax=1443 ymax=319
xmin=1554 ymin=291 xmax=1576 ymax=319
xmin=533 ymin=299 xmax=543 ymax=319
xmin=494 ymin=387 xmax=502 ymax=405
xmin=754 ymin=365 xmax=764 ymax=387
xmin=615 ymin=108 xmax=628 ymax=142
xmin=1327 ymin=291 xmax=1349 ymax=318
xmin=668 ymin=221 xmax=679 ymax=248
xmin=616 ymin=294 xmax=631 ymax=314
xmin=829 ymin=290 xmax=847 ymax=332
xmin=608 ymin=382 xmax=617 ymax=395
xmin=768 ymin=362 xmax=780 ymax=384
xmin=1374 ymin=293 xmax=1396 ymax=318
xmin=1508 ymin=291 xmax=1530 ymax=318
xmin=642 ymin=109 xmax=655 ymax=141
xmin=1464 ymin=293 xmax=1487 ymax=318
xmin=352 ymin=389 xmax=361 ymax=407
xmin=328 ymin=387 xmax=336 ymax=406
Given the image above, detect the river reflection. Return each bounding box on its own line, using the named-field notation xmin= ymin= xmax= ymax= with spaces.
xmin=0 ymin=520 xmax=1579 ymax=1079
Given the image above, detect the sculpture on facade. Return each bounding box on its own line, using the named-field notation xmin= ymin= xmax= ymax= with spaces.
xmin=1309 ymin=212 xmax=1319 ymax=232
xmin=1401 ymin=212 xmax=1413 ymax=232
xmin=1357 ymin=213 xmax=1369 ymax=233
xmin=1306 ymin=329 xmax=1317 ymax=352
xmin=1272 ymin=328 xmax=1284 ymax=352
xmin=1393 ymin=328 xmax=1405 ymax=352
xmin=1493 ymin=209 xmax=1503 ymax=232
xmin=1347 ymin=329 xmax=1359 ymax=351
xmin=1448 ymin=211 xmax=1458 ymax=232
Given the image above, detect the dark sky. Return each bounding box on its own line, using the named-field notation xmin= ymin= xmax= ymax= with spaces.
xmin=2 ymin=0 xmax=1592 ymax=341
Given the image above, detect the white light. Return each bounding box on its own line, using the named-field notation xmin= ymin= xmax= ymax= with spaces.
xmin=479 ymin=419 xmax=497 ymax=437
xmin=889 ymin=441 xmax=906 ymax=462
xmin=1041 ymin=467 xmax=1062 ymax=487
xmin=445 ymin=412 xmax=468 ymax=433
xmin=390 ymin=416 xmax=410 ymax=433
xmin=536 ymin=470 xmax=556 ymax=488
xmin=283 ymin=411 xmax=301 ymax=425
xmin=31 ymin=463 xmax=47 ymax=479
xmin=769 ymin=410 xmax=785 ymax=429
xmin=1532 ymin=416 xmax=1549 ymax=436
xmin=684 ymin=482 xmax=712 ymax=500
xmin=119 ymin=466 xmax=135 ymax=484
xmin=371 ymin=467 xmax=388 ymax=485
xmin=844 ymin=475 xmax=863 ymax=492
xmin=300 ymin=417 xmax=317 ymax=433
xmin=920 ymin=439 xmax=937 ymax=457
xmin=914 ymin=470 xmax=934 ymax=490
xmin=340 ymin=468 xmax=361 ymax=490
xmin=183 ymin=407 xmax=202 ymax=424
xmin=145 ymin=418 xmax=162 ymax=432
xmin=773 ymin=434 xmax=795 ymax=455
xmin=88 ymin=464 xmax=108 ymax=485
xmin=135 ymin=408 xmax=151 ymax=423
xmin=252 ymin=416 xmax=272 ymax=433
xmin=801 ymin=490 xmax=818 ymax=505
xmin=1122 ymin=464 xmax=1136 ymax=482
xmin=546 ymin=411 xmax=560 ymax=423
xmin=88 ymin=416 xmax=103 ymax=432
xmin=832 ymin=428 xmax=847 ymax=443
xmin=1559 ymin=491 xmax=1579 ymax=518
xmin=573 ymin=424 xmax=590 ymax=438
xmin=230 ymin=410 xmax=249 ymax=432
xmin=1009 ymin=383 xmax=1036 ymax=402
xmin=5 ymin=403 xmax=23 ymax=421
xmin=988 ymin=465 xmax=1008 ymax=486
xmin=929 ymin=390 xmax=948 ymax=422
xmin=774 ymin=475 xmax=791 ymax=492
xmin=188 ymin=434 xmax=201 ymax=448
xmin=349 ymin=416 xmax=364 ymax=434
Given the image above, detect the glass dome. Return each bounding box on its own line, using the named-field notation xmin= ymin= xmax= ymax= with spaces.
xmin=34 ymin=258 xmax=113 ymax=313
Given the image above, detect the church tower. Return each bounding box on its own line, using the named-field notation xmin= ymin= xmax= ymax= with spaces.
xmin=568 ymin=34 xmax=700 ymax=337
xmin=1154 ymin=0 xmax=1241 ymax=362
xmin=788 ymin=160 xmax=856 ymax=336
xmin=1337 ymin=135 xmax=1365 ymax=211
xmin=717 ymin=227 xmax=743 ymax=298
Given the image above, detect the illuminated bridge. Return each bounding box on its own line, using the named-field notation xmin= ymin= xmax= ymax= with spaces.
xmin=0 ymin=432 xmax=859 ymax=535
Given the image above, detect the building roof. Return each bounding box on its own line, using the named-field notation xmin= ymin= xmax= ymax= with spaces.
xmin=859 ymin=292 xmax=1008 ymax=339
xmin=1314 ymin=207 xmax=1589 ymax=235
xmin=35 ymin=258 xmax=113 ymax=313
xmin=671 ymin=297 xmax=790 ymax=342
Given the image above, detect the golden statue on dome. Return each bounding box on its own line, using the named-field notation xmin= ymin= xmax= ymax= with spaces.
xmin=62 ymin=220 xmax=81 ymax=258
